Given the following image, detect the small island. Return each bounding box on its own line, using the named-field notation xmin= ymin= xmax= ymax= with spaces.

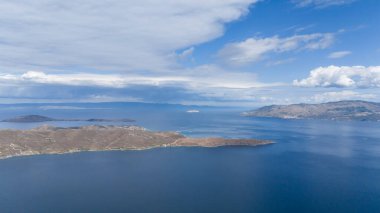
xmin=0 ymin=125 xmax=272 ymax=159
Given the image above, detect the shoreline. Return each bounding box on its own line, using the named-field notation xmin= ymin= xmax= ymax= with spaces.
xmin=0 ymin=141 xmax=274 ymax=160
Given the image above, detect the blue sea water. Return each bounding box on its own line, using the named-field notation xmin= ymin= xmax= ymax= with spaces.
xmin=0 ymin=103 xmax=379 ymax=212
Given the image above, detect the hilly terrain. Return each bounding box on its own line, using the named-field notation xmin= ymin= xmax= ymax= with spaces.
xmin=243 ymin=100 xmax=380 ymax=121
xmin=0 ymin=125 xmax=272 ymax=159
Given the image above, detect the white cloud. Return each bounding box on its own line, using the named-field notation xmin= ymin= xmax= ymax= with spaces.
xmin=310 ymin=90 xmax=377 ymax=103
xmin=0 ymin=0 xmax=257 ymax=72
xmin=0 ymin=65 xmax=281 ymax=90
xmin=293 ymin=65 xmax=380 ymax=88
xmin=1 ymin=71 xmax=188 ymax=88
xmin=218 ymin=33 xmax=334 ymax=65
xmin=291 ymin=0 xmax=355 ymax=8
xmin=328 ymin=51 xmax=351 ymax=59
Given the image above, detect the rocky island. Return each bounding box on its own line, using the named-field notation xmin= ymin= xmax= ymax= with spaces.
xmin=243 ymin=100 xmax=380 ymax=121
xmin=0 ymin=125 xmax=272 ymax=159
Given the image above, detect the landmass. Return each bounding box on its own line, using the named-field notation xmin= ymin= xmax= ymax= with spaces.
xmin=2 ymin=115 xmax=135 ymax=123
xmin=243 ymin=100 xmax=380 ymax=121
xmin=0 ymin=125 xmax=272 ymax=159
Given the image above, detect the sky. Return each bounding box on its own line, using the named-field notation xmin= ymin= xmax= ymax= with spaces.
xmin=0 ymin=0 xmax=379 ymax=106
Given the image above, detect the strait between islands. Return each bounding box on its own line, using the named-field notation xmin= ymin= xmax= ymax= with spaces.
xmin=0 ymin=125 xmax=273 ymax=159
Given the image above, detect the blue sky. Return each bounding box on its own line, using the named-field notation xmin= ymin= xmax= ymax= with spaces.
xmin=0 ymin=0 xmax=379 ymax=106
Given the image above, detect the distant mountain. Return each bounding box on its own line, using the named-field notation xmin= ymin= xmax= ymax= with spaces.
xmin=84 ymin=118 xmax=135 ymax=122
xmin=242 ymin=101 xmax=380 ymax=121
xmin=2 ymin=115 xmax=135 ymax=123
xmin=2 ymin=115 xmax=56 ymax=122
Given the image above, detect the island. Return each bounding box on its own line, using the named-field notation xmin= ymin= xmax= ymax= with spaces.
xmin=0 ymin=125 xmax=272 ymax=159
xmin=2 ymin=115 xmax=135 ymax=123
xmin=243 ymin=100 xmax=380 ymax=121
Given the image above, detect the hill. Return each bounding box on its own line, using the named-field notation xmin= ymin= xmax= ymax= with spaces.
xmin=2 ymin=115 xmax=56 ymax=122
xmin=243 ymin=100 xmax=380 ymax=121
xmin=0 ymin=125 xmax=272 ymax=159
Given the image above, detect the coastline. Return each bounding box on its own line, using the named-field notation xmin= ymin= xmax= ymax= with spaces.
xmin=0 ymin=142 xmax=274 ymax=160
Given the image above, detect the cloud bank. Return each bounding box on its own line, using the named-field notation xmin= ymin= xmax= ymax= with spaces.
xmin=293 ymin=66 xmax=380 ymax=88
xmin=0 ymin=0 xmax=257 ymax=71
xmin=0 ymin=65 xmax=276 ymax=90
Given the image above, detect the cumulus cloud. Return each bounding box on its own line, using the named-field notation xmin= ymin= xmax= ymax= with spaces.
xmin=0 ymin=0 xmax=257 ymax=72
xmin=293 ymin=66 xmax=380 ymax=88
xmin=328 ymin=51 xmax=351 ymax=59
xmin=218 ymin=33 xmax=334 ymax=65
xmin=291 ymin=0 xmax=355 ymax=8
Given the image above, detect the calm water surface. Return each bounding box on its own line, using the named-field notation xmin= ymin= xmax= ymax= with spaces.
xmin=0 ymin=103 xmax=379 ymax=212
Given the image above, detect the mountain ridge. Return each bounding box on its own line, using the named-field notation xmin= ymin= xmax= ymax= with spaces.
xmin=243 ymin=100 xmax=380 ymax=121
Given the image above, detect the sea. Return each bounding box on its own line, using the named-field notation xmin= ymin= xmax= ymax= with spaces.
xmin=0 ymin=102 xmax=379 ymax=213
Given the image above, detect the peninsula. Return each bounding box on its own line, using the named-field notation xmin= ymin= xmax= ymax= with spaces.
xmin=0 ymin=125 xmax=272 ymax=159
xmin=243 ymin=100 xmax=380 ymax=121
